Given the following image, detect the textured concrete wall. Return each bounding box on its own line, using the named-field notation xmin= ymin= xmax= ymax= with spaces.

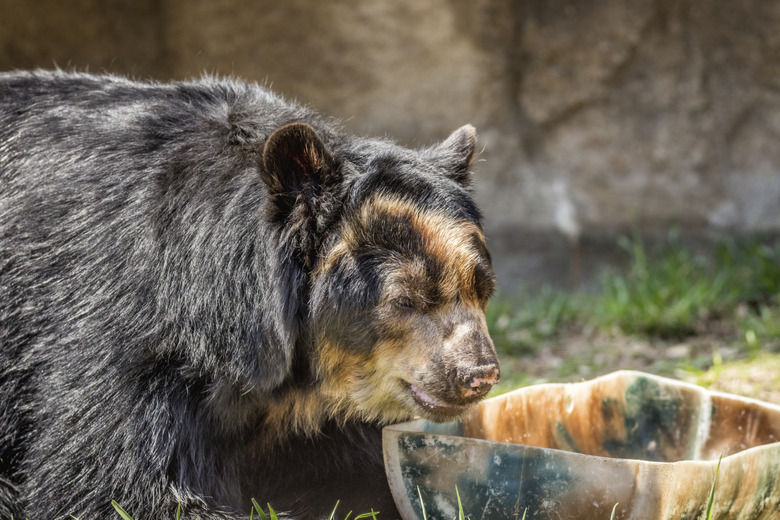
xmin=2 ymin=0 xmax=779 ymax=244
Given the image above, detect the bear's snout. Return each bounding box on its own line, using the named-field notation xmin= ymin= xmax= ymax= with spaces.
xmin=397 ymin=314 xmax=500 ymax=421
xmin=440 ymin=316 xmax=500 ymax=404
xmin=455 ymin=363 xmax=500 ymax=399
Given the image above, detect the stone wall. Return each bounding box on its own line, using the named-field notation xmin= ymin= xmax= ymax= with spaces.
xmin=2 ymin=0 xmax=779 ymax=260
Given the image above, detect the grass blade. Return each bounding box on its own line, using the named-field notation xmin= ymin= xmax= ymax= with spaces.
xmin=111 ymin=501 xmax=134 ymax=520
xmin=417 ymin=486 xmax=428 ymax=520
xmin=266 ymin=503 xmax=280 ymax=520
xmin=610 ymin=503 xmax=618 ymax=520
xmin=704 ymin=454 xmax=723 ymax=520
xmin=327 ymin=500 xmax=341 ymax=520
xmin=455 ymin=486 xmax=465 ymax=520
xmin=354 ymin=510 xmax=380 ymax=519
xmin=251 ymin=499 xmax=270 ymax=520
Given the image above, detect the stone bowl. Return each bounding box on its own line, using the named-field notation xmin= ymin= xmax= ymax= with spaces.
xmin=383 ymin=370 xmax=780 ymax=520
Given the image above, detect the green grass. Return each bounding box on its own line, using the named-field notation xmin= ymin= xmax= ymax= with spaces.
xmin=486 ymin=232 xmax=780 ymax=406
xmin=488 ymin=232 xmax=780 ymax=353
xmin=109 ymin=500 xmax=379 ymax=520
xmin=703 ymin=455 xmax=722 ymax=520
xmin=109 ymin=468 xmax=722 ymax=520
xmin=593 ymin=232 xmax=729 ymax=337
xmin=486 ymin=286 xmax=581 ymax=356
xmin=589 ymin=231 xmax=780 ymax=338
xmin=739 ymin=297 xmax=780 ymax=352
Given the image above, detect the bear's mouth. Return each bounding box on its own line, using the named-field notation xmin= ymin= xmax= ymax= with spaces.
xmin=405 ymin=382 xmax=467 ymax=420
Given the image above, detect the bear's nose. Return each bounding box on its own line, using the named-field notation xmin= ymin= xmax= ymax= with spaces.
xmin=455 ymin=364 xmax=500 ymax=398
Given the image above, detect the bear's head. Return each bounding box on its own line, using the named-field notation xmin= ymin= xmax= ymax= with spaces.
xmin=261 ymin=123 xmax=498 ymax=425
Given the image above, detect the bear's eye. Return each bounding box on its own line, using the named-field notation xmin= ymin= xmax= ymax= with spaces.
xmin=473 ymin=263 xmax=496 ymax=303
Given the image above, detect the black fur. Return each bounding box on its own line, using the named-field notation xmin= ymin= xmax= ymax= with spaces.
xmin=0 ymin=71 xmax=490 ymax=519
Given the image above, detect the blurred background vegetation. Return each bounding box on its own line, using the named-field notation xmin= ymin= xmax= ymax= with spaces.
xmin=487 ymin=232 xmax=780 ymax=402
xmin=2 ymin=0 xmax=778 ymax=399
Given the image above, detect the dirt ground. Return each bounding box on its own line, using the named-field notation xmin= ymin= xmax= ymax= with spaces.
xmin=496 ymin=328 xmax=780 ymax=405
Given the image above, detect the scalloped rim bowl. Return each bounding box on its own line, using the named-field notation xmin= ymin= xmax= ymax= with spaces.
xmin=383 ymin=370 xmax=780 ymax=520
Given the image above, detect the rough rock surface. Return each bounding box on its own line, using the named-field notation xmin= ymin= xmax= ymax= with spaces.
xmin=2 ymin=0 xmax=779 ymax=278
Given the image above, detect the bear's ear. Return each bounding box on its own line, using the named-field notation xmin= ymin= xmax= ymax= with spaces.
xmin=432 ymin=124 xmax=478 ymax=185
xmin=261 ymin=122 xmax=338 ymax=214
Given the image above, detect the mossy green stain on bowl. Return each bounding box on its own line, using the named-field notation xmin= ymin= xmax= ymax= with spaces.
xmin=598 ymin=376 xmax=694 ymax=462
xmin=553 ymin=421 xmax=580 ymax=453
xmin=753 ymin=457 xmax=780 ymax=515
xmin=623 ymin=377 xmax=684 ymax=459
xmin=396 ymin=436 xmax=579 ymax=520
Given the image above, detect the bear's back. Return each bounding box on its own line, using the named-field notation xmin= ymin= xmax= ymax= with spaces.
xmin=0 ymin=71 xmax=317 ymax=392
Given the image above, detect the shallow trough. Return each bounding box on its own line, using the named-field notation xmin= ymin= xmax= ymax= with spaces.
xmin=383 ymin=370 xmax=780 ymax=519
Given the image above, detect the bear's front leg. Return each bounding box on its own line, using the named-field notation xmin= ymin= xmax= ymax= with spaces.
xmin=16 ymin=361 xmax=262 ymax=520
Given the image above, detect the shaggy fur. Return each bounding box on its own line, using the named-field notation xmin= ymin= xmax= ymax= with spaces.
xmin=0 ymin=71 xmax=497 ymax=519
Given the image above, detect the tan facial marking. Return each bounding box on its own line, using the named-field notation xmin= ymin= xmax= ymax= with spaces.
xmin=256 ymin=338 xmax=408 ymax=444
xmin=318 ymin=194 xmax=488 ymax=306
xmin=315 ymin=338 xmax=415 ymax=424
